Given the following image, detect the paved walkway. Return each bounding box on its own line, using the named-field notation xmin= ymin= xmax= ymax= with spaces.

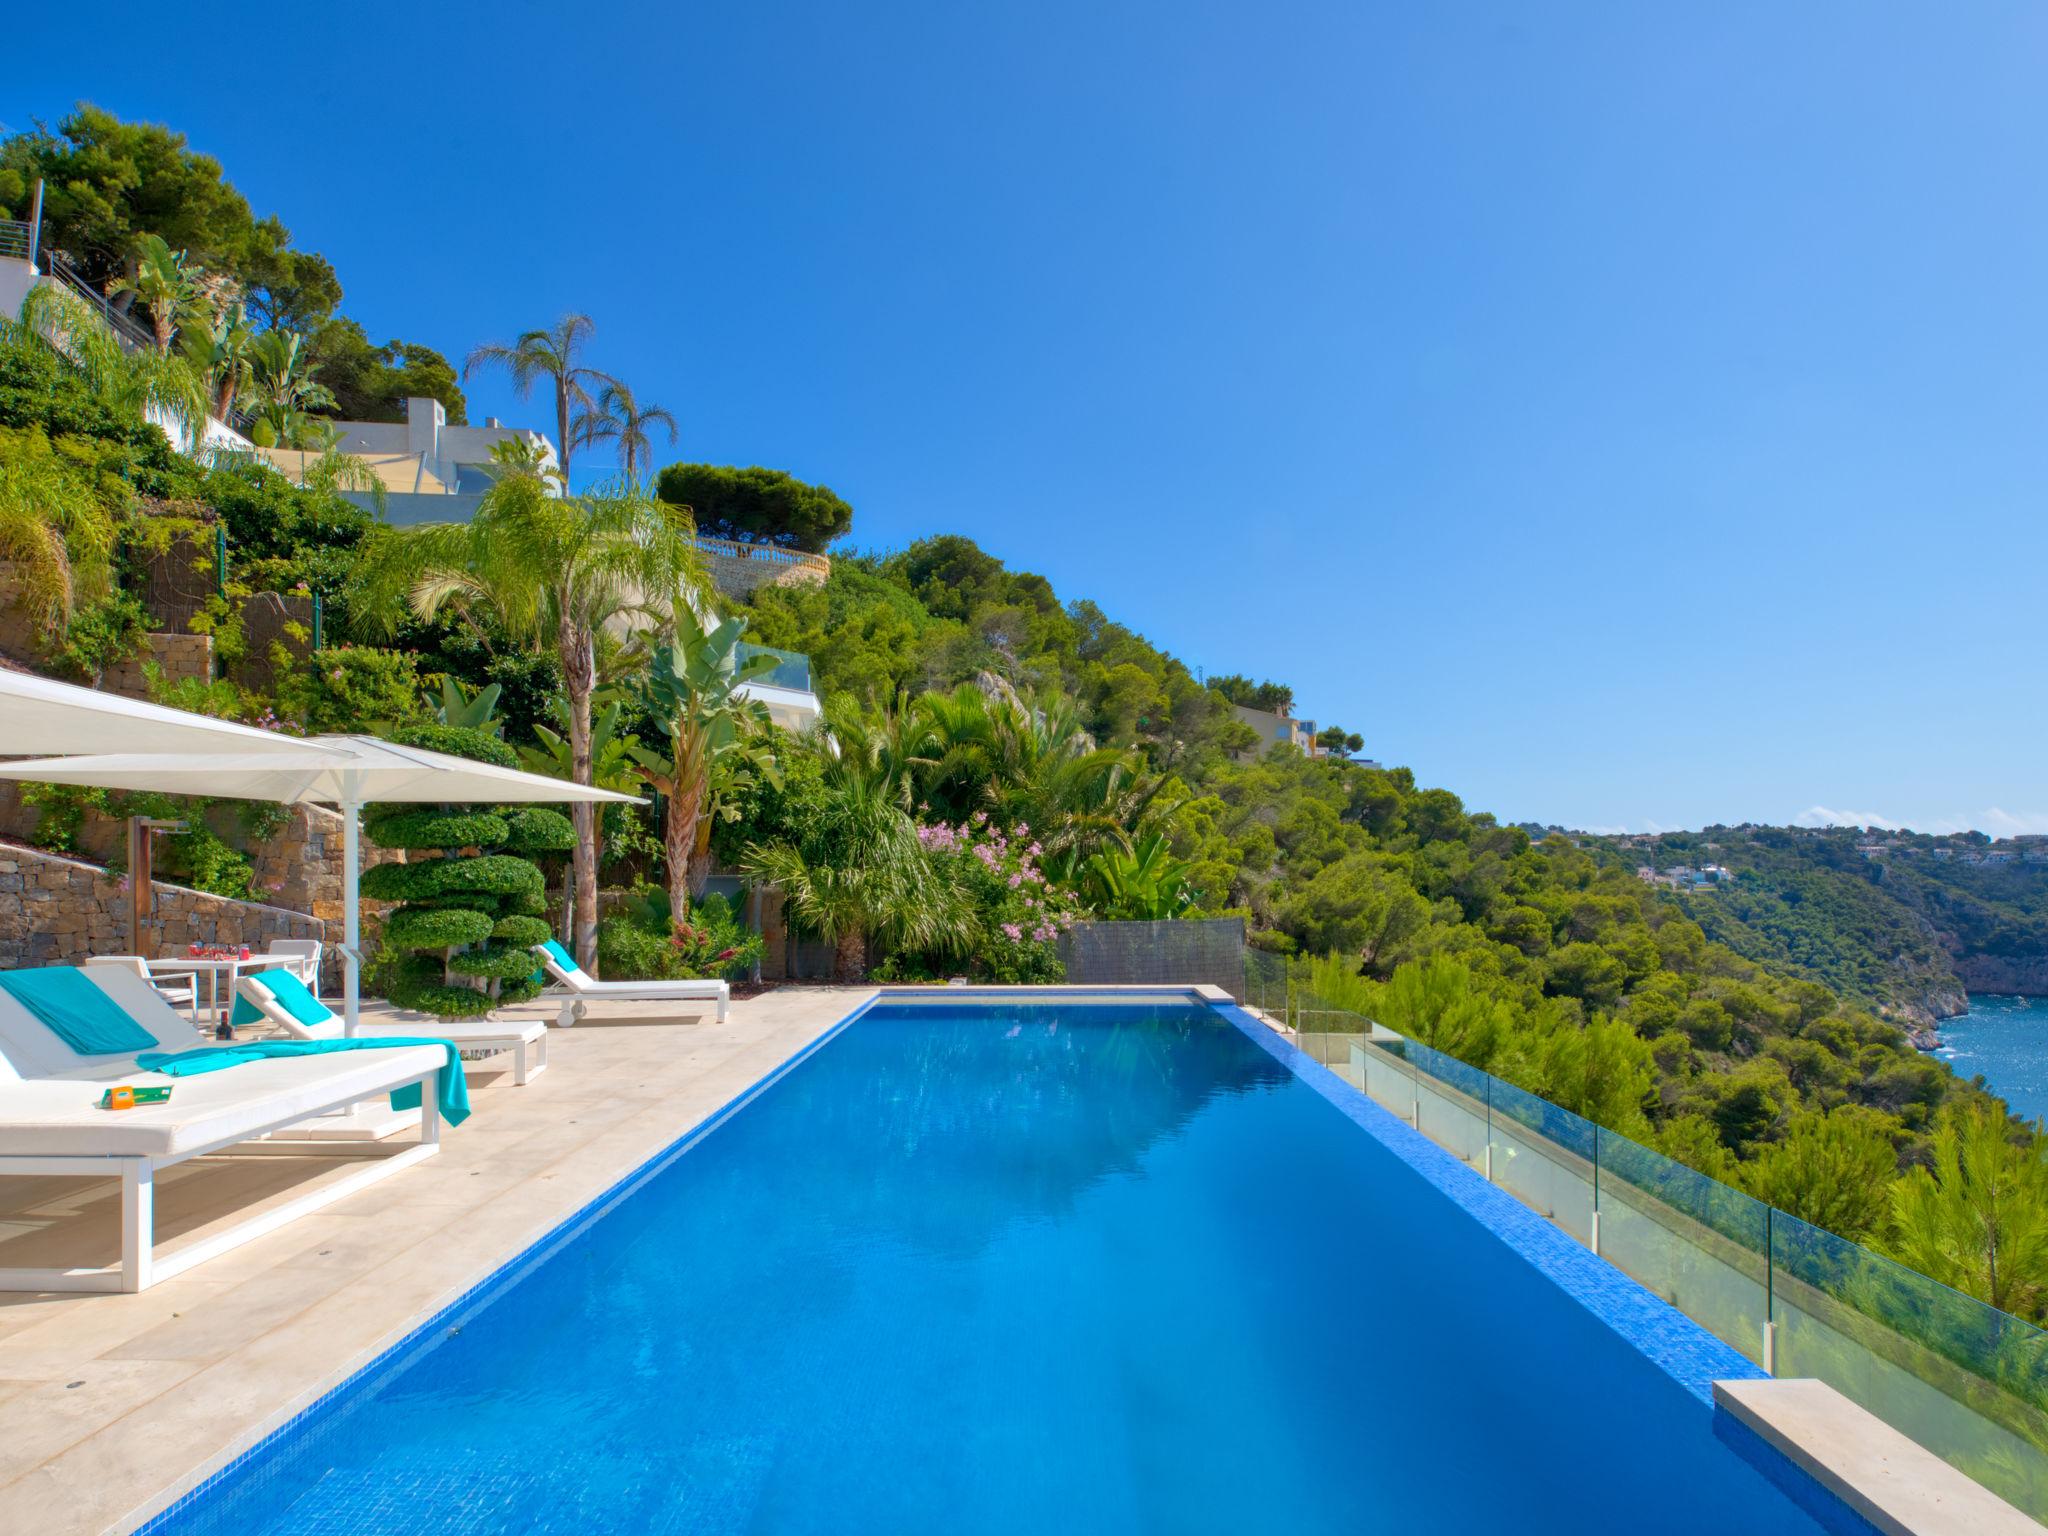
xmin=0 ymin=986 xmax=871 ymax=1535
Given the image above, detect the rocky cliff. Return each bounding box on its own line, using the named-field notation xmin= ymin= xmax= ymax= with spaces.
xmin=1953 ymin=953 xmax=2048 ymax=998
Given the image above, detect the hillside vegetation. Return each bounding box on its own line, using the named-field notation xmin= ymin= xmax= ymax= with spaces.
xmin=1588 ymin=827 xmax=2048 ymax=1025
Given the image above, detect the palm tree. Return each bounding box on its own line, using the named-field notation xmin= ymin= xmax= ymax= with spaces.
xmin=182 ymin=300 xmax=256 ymax=418
xmin=110 ymin=234 xmax=204 ymax=354
xmin=464 ymin=314 xmax=616 ymax=489
xmin=245 ymin=328 xmax=339 ymax=447
xmin=741 ymin=758 xmax=966 ymax=982
xmin=628 ymin=609 xmax=781 ymax=928
xmin=349 ymin=461 xmax=703 ymax=968
xmin=573 ymin=379 xmax=678 ymax=483
xmin=17 ymin=284 xmax=208 ymax=448
xmin=519 ymin=694 xmax=642 ymax=940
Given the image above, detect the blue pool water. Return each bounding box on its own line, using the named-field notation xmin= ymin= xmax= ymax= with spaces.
xmin=155 ymin=999 xmax=1845 ymax=1534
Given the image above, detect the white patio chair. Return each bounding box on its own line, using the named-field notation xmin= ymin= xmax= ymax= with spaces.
xmin=259 ymin=938 xmax=323 ymax=1002
xmin=0 ymin=964 xmax=446 ymax=1293
xmin=234 ymin=970 xmax=547 ymax=1086
xmin=85 ymin=955 xmax=198 ymax=1016
xmin=531 ymin=940 xmax=730 ymax=1028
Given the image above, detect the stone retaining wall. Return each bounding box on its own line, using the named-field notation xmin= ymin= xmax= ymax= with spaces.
xmin=0 ymin=842 xmax=327 ymax=972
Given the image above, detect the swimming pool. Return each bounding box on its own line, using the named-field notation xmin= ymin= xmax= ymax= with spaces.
xmin=147 ymin=995 xmax=1862 ymax=1534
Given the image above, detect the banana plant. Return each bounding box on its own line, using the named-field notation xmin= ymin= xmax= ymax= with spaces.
xmin=1081 ymin=832 xmax=1195 ymax=921
xmin=629 ymin=610 xmax=782 ymax=928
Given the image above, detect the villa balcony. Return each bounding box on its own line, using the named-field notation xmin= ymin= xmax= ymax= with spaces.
xmin=735 ymin=641 xmax=822 ymax=731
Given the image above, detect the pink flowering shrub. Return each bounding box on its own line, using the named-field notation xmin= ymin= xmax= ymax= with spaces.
xmin=898 ymin=816 xmax=1080 ymax=982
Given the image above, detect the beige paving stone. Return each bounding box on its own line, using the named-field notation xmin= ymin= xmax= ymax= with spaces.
xmin=0 ymin=985 xmax=872 ymax=1535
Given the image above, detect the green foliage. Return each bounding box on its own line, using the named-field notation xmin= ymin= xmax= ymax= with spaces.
xmin=385 ymin=721 xmax=517 ymax=768
xmin=445 ymin=941 xmax=548 ymax=981
xmin=501 ymin=808 xmax=576 ymax=854
xmin=383 ymin=905 xmax=494 ymax=950
xmin=1741 ymin=1107 xmax=1901 ymax=1242
xmin=278 ymin=645 xmax=424 ymax=733
xmin=1081 ymin=833 xmax=1194 ymax=920
xmin=490 ymin=914 xmax=555 ymax=948
xmin=1887 ymin=1102 xmax=2048 ymax=1316
xmin=46 ymin=590 xmax=151 ymax=680
xmin=654 ymin=463 xmax=851 ymax=551
xmin=0 ymin=105 xmax=341 ymax=330
xmin=308 ymin=317 xmax=467 ymax=424
xmin=383 ymin=956 xmax=501 ymax=1018
xmin=368 ymin=810 xmax=510 ymax=850
xmin=1208 ymin=675 xmax=1293 ymax=712
xmin=599 ymin=890 xmax=763 ymax=981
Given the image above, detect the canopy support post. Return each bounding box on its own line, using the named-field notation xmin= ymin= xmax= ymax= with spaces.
xmin=343 ymin=799 xmax=361 ymax=1038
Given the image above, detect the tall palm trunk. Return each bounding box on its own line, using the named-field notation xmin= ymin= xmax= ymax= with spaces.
xmin=665 ymin=782 xmax=702 ymax=931
xmin=833 ymin=928 xmax=866 ymax=983
xmin=556 ymin=383 xmax=573 ymax=488
xmin=560 ymin=616 xmax=600 ymax=971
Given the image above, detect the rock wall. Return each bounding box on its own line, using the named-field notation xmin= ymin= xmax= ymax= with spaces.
xmin=0 ymin=842 xmax=327 ymax=972
xmin=1953 ymin=954 xmax=2048 ymax=998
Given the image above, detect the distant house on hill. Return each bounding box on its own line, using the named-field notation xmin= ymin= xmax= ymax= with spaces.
xmin=1229 ymin=702 xmax=1324 ymax=761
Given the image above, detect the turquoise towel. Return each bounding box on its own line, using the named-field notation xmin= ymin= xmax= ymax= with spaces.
xmin=538 ymin=939 xmax=578 ymax=976
xmin=0 ymin=967 xmax=156 ymax=1055
xmin=136 ymin=1038 xmax=471 ymax=1127
xmin=229 ymin=968 xmax=332 ymax=1030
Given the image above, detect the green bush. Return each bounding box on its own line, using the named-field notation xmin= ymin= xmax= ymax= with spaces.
xmin=430 ymin=854 xmax=545 ymax=898
xmin=383 ymin=906 xmax=493 ymax=950
xmin=597 ymin=890 xmax=762 ymax=982
xmin=490 ymin=914 xmax=554 ymax=947
xmin=385 ymin=721 xmax=518 ymax=768
xmin=384 ymin=957 xmax=500 ymax=1018
xmin=501 ymin=807 xmax=576 ymax=853
xmin=279 ymin=645 xmax=425 ymax=734
xmin=368 ymin=810 xmax=509 ymax=850
xmin=446 ymin=942 xmax=547 ymax=981
xmin=359 ymin=860 xmax=447 ymax=903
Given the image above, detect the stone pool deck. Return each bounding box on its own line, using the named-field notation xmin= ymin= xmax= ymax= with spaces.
xmin=0 ymin=986 xmax=872 ymax=1535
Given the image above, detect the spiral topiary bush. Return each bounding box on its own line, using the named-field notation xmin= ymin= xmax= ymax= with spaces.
xmin=368 ymin=723 xmax=562 ymax=1018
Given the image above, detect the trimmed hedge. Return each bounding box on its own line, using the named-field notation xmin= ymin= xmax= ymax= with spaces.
xmin=446 ymin=942 xmax=548 ymax=981
xmin=383 ymin=722 xmax=518 ymax=769
xmin=502 ymin=808 xmax=576 ymax=853
xmin=383 ymin=906 xmax=494 ymax=950
xmin=429 ymin=854 xmax=545 ymax=898
xmin=368 ymin=810 xmax=510 ymax=850
xmin=491 ymin=915 xmax=554 ymax=947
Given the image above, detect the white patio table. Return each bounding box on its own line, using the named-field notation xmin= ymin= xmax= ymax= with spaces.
xmin=147 ymin=955 xmax=268 ymax=1035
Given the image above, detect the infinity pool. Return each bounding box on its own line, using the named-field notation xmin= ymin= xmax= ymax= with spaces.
xmin=151 ymin=997 xmax=1852 ymax=1534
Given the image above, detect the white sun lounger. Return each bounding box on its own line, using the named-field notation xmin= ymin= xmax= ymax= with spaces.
xmin=0 ymin=966 xmax=446 ymax=1293
xmin=532 ymin=942 xmax=729 ymax=1028
xmin=234 ymin=971 xmax=548 ymax=1085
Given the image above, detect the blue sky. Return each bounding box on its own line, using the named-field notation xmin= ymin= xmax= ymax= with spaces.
xmin=14 ymin=3 xmax=2048 ymax=835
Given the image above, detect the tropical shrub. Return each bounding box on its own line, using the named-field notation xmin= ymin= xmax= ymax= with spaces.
xmin=909 ymin=816 xmax=1078 ymax=983
xmin=597 ymin=889 xmax=762 ymax=982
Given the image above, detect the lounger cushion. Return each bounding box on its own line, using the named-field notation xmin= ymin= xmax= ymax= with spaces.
xmin=538 ymin=939 xmax=578 ymax=976
xmin=0 ymin=968 xmax=158 ymax=1055
xmin=0 ymin=1044 xmax=447 ymax=1157
xmin=231 ymin=968 xmax=330 ymax=1029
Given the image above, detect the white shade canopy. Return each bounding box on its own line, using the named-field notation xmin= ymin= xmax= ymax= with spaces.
xmin=0 ymin=669 xmax=351 ymax=758
xmin=0 ymin=734 xmax=642 ymax=1038
xmin=0 ymin=736 xmax=644 ymax=808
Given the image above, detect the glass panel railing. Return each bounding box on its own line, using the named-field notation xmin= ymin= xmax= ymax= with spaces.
xmin=1223 ymin=973 xmax=2048 ymax=1516
xmin=735 ymin=643 xmax=813 ymax=692
xmin=1595 ymin=1128 xmax=1770 ymax=1365
xmin=1771 ymin=1212 xmax=2048 ymax=1517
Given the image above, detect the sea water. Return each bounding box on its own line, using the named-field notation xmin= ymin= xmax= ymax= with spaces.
xmin=1938 ymin=994 xmax=2048 ymax=1124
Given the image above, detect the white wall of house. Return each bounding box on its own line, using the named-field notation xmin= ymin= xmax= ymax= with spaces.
xmin=328 ymin=397 xmax=558 ymax=494
xmin=0 ymin=259 xmax=38 ymax=322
